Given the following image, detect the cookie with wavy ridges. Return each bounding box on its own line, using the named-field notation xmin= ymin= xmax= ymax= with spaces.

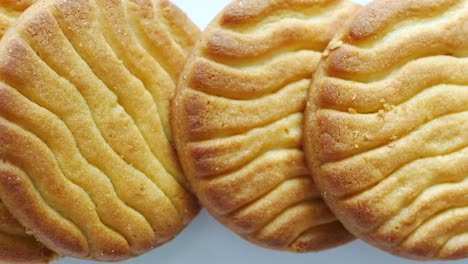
xmin=304 ymin=0 xmax=468 ymax=260
xmin=0 ymin=0 xmax=200 ymax=261
xmin=0 ymin=1 xmax=59 ymax=263
xmin=172 ymin=0 xmax=358 ymax=252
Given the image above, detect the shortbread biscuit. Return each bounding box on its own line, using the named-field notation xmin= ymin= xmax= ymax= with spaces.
xmin=0 ymin=0 xmax=200 ymax=261
xmin=172 ymin=0 xmax=358 ymax=252
xmin=1 ymin=1 xmax=59 ymax=263
xmin=304 ymin=0 xmax=468 ymax=260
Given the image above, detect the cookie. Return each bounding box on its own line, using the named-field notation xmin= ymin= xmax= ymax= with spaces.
xmin=0 ymin=0 xmax=200 ymax=261
xmin=172 ymin=0 xmax=359 ymax=252
xmin=304 ymin=0 xmax=468 ymax=260
xmin=0 ymin=1 xmax=59 ymax=263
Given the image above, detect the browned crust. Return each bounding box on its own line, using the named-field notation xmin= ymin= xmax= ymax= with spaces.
xmin=220 ymin=0 xmax=340 ymax=26
xmin=172 ymin=0 xmax=359 ymax=252
xmin=0 ymin=201 xmax=57 ymax=264
xmin=0 ymin=1 xmax=36 ymax=39
xmin=0 ymin=1 xmax=35 ymax=13
xmin=347 ymin=0 xmax=458 ymax=41
xmin=0 ymin=0 xmax=200 ymax=260
xmin=0 ymin=1 xmax=59 ymax=262
xmin=0 ymin=232 xmax=57 ymax=264
xmin=304 ymin=0 xmax=468 ymax=260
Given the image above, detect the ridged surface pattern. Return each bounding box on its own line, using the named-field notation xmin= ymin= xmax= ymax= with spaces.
xmin=304 ymin=0 xmax=468 ymax=260
xmin=0 ymin=0 xmax=200 ymax=261
xmin=0 ymin=1 xmax=58 ymax=263
xmin=0 ymin=199 xmax=56 ymax=263
xmin=0 ymin=1 xmax=35 ymax=37
xmin=172 ymin=0 xmax=358 ymax=252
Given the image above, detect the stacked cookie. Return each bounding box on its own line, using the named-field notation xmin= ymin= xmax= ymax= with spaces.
xmin=0 ymin=0 xmax=200 ymax=262
xmin=0 ymin=2 xmax=59 ymax=263
xmin=172 ymin=0 xmax=359 ymax=252
xmin=0 ymin=0 xmax=466 ymax=263
xmin=304 ymin=0 xmax=468 ymax=259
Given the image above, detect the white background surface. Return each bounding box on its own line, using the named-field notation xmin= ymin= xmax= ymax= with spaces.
xmin=58 ymin=0 xmax=466 ymax=263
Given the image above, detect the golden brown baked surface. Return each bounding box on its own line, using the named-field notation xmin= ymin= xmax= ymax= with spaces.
xmin=1 ymin=1 xmax=59 ymax=263
xmin=0 ymin=1 xmax=35 ymax=38
xmin=0 ymin=0 xmax=200 ymax=261
xmin=304 ymin=0 xmax=468 ymax=260
xmin=172 ymin=0 xmax=358 ymax=252
xmin=0 ymin=201 xmax=57 ymax=263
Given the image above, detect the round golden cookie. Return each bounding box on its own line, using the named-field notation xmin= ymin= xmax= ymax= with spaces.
xmin=172 ymin=0 xmax=359 ymax=252
xmin=0 ymin=0 xmax=200 ymax=261
xmin=0 ymin=1 xmax=58 ymax=263
xmin=304 ymin=0 xmax=468 ymax=260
